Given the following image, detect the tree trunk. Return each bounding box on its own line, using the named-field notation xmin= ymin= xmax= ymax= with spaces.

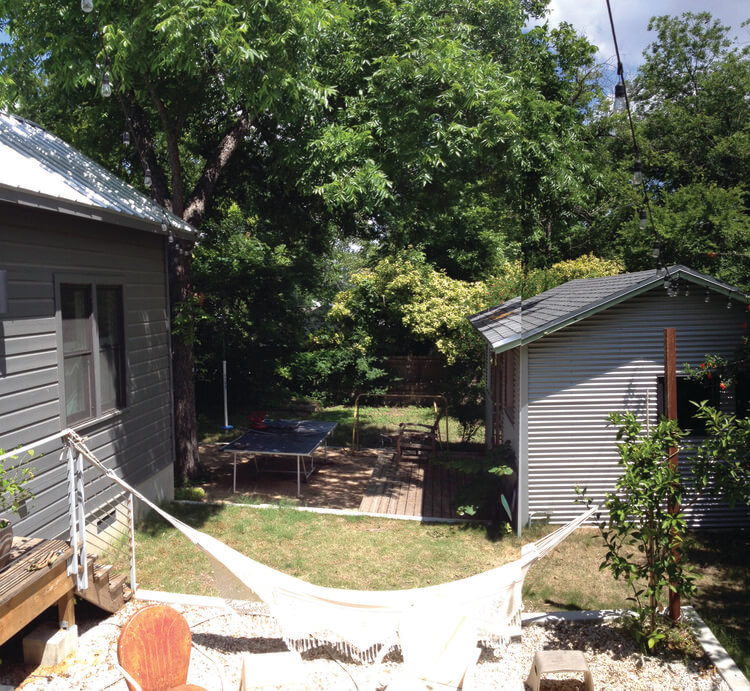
xmin=170 ymin=249 xmax=199 ymax=484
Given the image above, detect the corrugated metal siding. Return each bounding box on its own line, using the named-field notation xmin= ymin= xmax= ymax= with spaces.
xmin=0 ymin=202 xmax=173 ymax=539
xmin=525 ymin=289 xmax=749 ymax=528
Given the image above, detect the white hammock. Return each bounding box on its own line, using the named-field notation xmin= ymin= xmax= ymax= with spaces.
xmin=65 ymin=432 xmax=597 ymax=686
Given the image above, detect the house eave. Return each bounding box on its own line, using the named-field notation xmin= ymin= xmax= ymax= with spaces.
xmin=474 ymin=266 xmax=750 ymax=355
xmin=0 ymin=183 xmax=196 ymax=241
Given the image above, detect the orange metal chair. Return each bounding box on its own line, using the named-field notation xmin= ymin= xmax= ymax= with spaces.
xmin=117 ymin=604 xmax=219 ymax=691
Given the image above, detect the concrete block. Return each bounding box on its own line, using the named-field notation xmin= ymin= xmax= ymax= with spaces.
xmin=22 ymin=622 xmax=78 ymax=666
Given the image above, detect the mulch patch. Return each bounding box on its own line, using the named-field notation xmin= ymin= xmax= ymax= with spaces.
xmin=195 ymin=444 xmax=382 ymax=511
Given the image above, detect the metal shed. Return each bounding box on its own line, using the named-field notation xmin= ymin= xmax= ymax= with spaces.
xmin=469 ymin=266 xmax=750 ymax=532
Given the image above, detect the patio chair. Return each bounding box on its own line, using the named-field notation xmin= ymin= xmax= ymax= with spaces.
xmin=396 ymin=419 xmax=440 ymax=462
xmin=116 ymin=604 xmax=222 ymax=691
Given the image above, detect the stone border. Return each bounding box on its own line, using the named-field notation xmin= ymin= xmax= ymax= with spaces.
xmin=522 ymin=608 xmax=750 ymax=691
xmin=682 ymin=606 xmax=750 ymax=691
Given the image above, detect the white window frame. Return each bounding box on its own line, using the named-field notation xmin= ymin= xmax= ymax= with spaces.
xmin=55 ymin=275 xmax=127 ymax=427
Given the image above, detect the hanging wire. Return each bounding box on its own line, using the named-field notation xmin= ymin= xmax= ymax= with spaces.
xmin=605 ymin=0 xmax=663 ymax=275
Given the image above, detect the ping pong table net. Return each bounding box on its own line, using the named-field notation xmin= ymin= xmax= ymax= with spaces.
xmin=65 ymin=431 xmax=596 ymax=668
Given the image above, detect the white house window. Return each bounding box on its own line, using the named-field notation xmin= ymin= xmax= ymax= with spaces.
xmin=61 ymin=283 xmax=125 ymax=425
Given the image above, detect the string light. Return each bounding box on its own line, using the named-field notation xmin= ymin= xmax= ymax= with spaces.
xmin=651 ymin=238 xmax=659 ymax=258
xmin=727 ymin=294 xmax=733 ymax=310
xmin=705 ymin=289 xmax=711 ymax=303
xmin=122 ymin=131 xmax=130 ymax=147
xmin=81 ymin=0 xmax=93 ymax=13
xmin=613 ymin=83 xmax=626 ymax=112
xmin=633 ymin=159 xmax=643 ymax=186
xmin=606 ymin=1 xmax=663 ymax=271
xmin=144 ymin=167 xmax=152 ymax=188
xmin=684 ymin=285 xmax=690 ymax=297
xmin=100 ymin=72 xmax=112 ymax=98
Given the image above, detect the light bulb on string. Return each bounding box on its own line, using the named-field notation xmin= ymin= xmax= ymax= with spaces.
xmin=727 ymin=295 xmax=733 ymax=310
xmin=81 ymin=0 xmax=93 ymax=13
xmin=705 ymin=289 xmax=711 ymax=303
xmin=101 ymin=73 xmax=112 ymax=98
xmin=613 ymin=83 xmax=626 ymax=113
xmin=122 ymin=131 xmax=130 ymax=147
xmin=633 ymin=159 xmax=643 ymax=186
xmin=651 ymin=238 xmax=659 ymax=259
xmin=640 ymin=209 xmax=648 ymax=231
xmin=161 ymin=214 xmax=168 ymax=234
xmin=144 ymin=167 xmax=152 ymax=188
xmin=684 ymin=284 xmax=690 ymax=297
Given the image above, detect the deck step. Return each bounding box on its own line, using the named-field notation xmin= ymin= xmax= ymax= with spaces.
xmin=93 ymin=564 xmax=112 ymax=582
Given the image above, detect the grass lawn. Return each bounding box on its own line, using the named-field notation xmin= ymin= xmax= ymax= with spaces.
xmin=134 ymin=502 xmax=519 ymax=593
xmin=132 ymin=503 xmax=748 ymax=676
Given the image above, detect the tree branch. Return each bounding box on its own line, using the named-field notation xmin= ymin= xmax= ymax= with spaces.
xmin=149 ymin=86 xmax=186 ymax=216
xmin=121 ymin=100 xmax=170 ymax=208
xmin=183 ymin=110 xmax=254 ymax=227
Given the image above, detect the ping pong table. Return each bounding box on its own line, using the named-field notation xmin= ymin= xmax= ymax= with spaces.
xmin=221 ymin=419 xmax=337 ymax=497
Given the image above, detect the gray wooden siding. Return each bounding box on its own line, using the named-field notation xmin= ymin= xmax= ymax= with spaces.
xmin=0 ymin=203 xmax=173 ymax=539
xmin=524 ymin=289 xmax=749 ymax=528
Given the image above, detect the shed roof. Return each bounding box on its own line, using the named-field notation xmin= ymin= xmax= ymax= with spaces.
xmin=469 ymin=265 xmax=750 ymax=353
xmin=0 ymin=112 xmax=196 ymax=239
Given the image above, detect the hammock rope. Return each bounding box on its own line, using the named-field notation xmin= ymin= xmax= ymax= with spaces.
xmin=64 ymin=430 xmax=598 ymax=672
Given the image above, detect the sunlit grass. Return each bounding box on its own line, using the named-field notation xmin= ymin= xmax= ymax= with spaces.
xmin=134 ymin=503 xmax=518 ymax=595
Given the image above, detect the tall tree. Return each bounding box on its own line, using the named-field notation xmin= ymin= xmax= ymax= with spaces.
xmin=615 ymin=12 xmax=750 ymax=284
xmin=0 ymin=0 xmax=340 ymax=481
xmin=0 ymin=0 xmax=607 ymax=434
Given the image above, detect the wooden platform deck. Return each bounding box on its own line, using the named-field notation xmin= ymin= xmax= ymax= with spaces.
xmin=358 ymin=452 xmax=467 ymax=519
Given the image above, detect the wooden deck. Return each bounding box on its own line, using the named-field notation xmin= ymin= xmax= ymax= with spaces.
xmin=358 ymin=452 xmax=467 ymax=519
xmin=0 ymin=537 xmax=75 ymax=647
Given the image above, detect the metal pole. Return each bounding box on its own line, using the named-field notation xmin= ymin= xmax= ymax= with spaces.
xmin=664 ymin=327 xmax=680 ymax=621
xmin=74 ymin=448 xmax=88 ymax=591
xmin=221 ymin=334 xmax=232 ymax=431
xmin=128 ymin=492 xmax=137 ymax=594
xmin=65 ymin=445 xmax=79 ymax=581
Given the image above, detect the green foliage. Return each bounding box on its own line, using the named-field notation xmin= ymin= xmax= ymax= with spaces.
xmin=689 ymin=403 xmax=750 ymax=508
xmin=0 ymin=448 xmax=35 ymax=528
xmin=174 ymin=486 xmax=206 ymax=501
xmin=595 ymin=412 xmax=694 ymax=653
xmin=439 ymin=443 xmax=515 ymax=523
xmin=624 ymin=12 xmax=750 ymax=284
xmin=595 ymin=404 xmax=750 ymax=653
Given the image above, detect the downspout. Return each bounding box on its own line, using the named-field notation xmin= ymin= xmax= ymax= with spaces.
xmin=517 ymin=344 xmax=529 ymax=537
xmin=164 ymin=235 xmax=177 ymax=482
xmin=484 ymin=344 xmax=493 ymax=450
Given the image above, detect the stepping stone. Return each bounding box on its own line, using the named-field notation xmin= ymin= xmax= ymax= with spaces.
xmin=525 ymin=649 xmax=594 ymax=691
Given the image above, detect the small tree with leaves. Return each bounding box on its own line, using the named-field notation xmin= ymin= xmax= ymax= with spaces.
xmin=592 ymin=412 xmax=694 ymax=652
xmin=590 ymin=406 xmax=750 ymax=653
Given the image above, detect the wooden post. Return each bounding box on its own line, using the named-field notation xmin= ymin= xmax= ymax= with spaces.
xmin=664 ymin=328 xmax=681 ymax=621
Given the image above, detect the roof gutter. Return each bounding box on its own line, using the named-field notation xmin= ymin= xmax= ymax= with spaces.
xmin=0 ymin=184 xmax=197 ymax=242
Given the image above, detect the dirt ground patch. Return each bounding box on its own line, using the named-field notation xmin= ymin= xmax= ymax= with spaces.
xmin=196 ymin=444 xmax=382 ymax=510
